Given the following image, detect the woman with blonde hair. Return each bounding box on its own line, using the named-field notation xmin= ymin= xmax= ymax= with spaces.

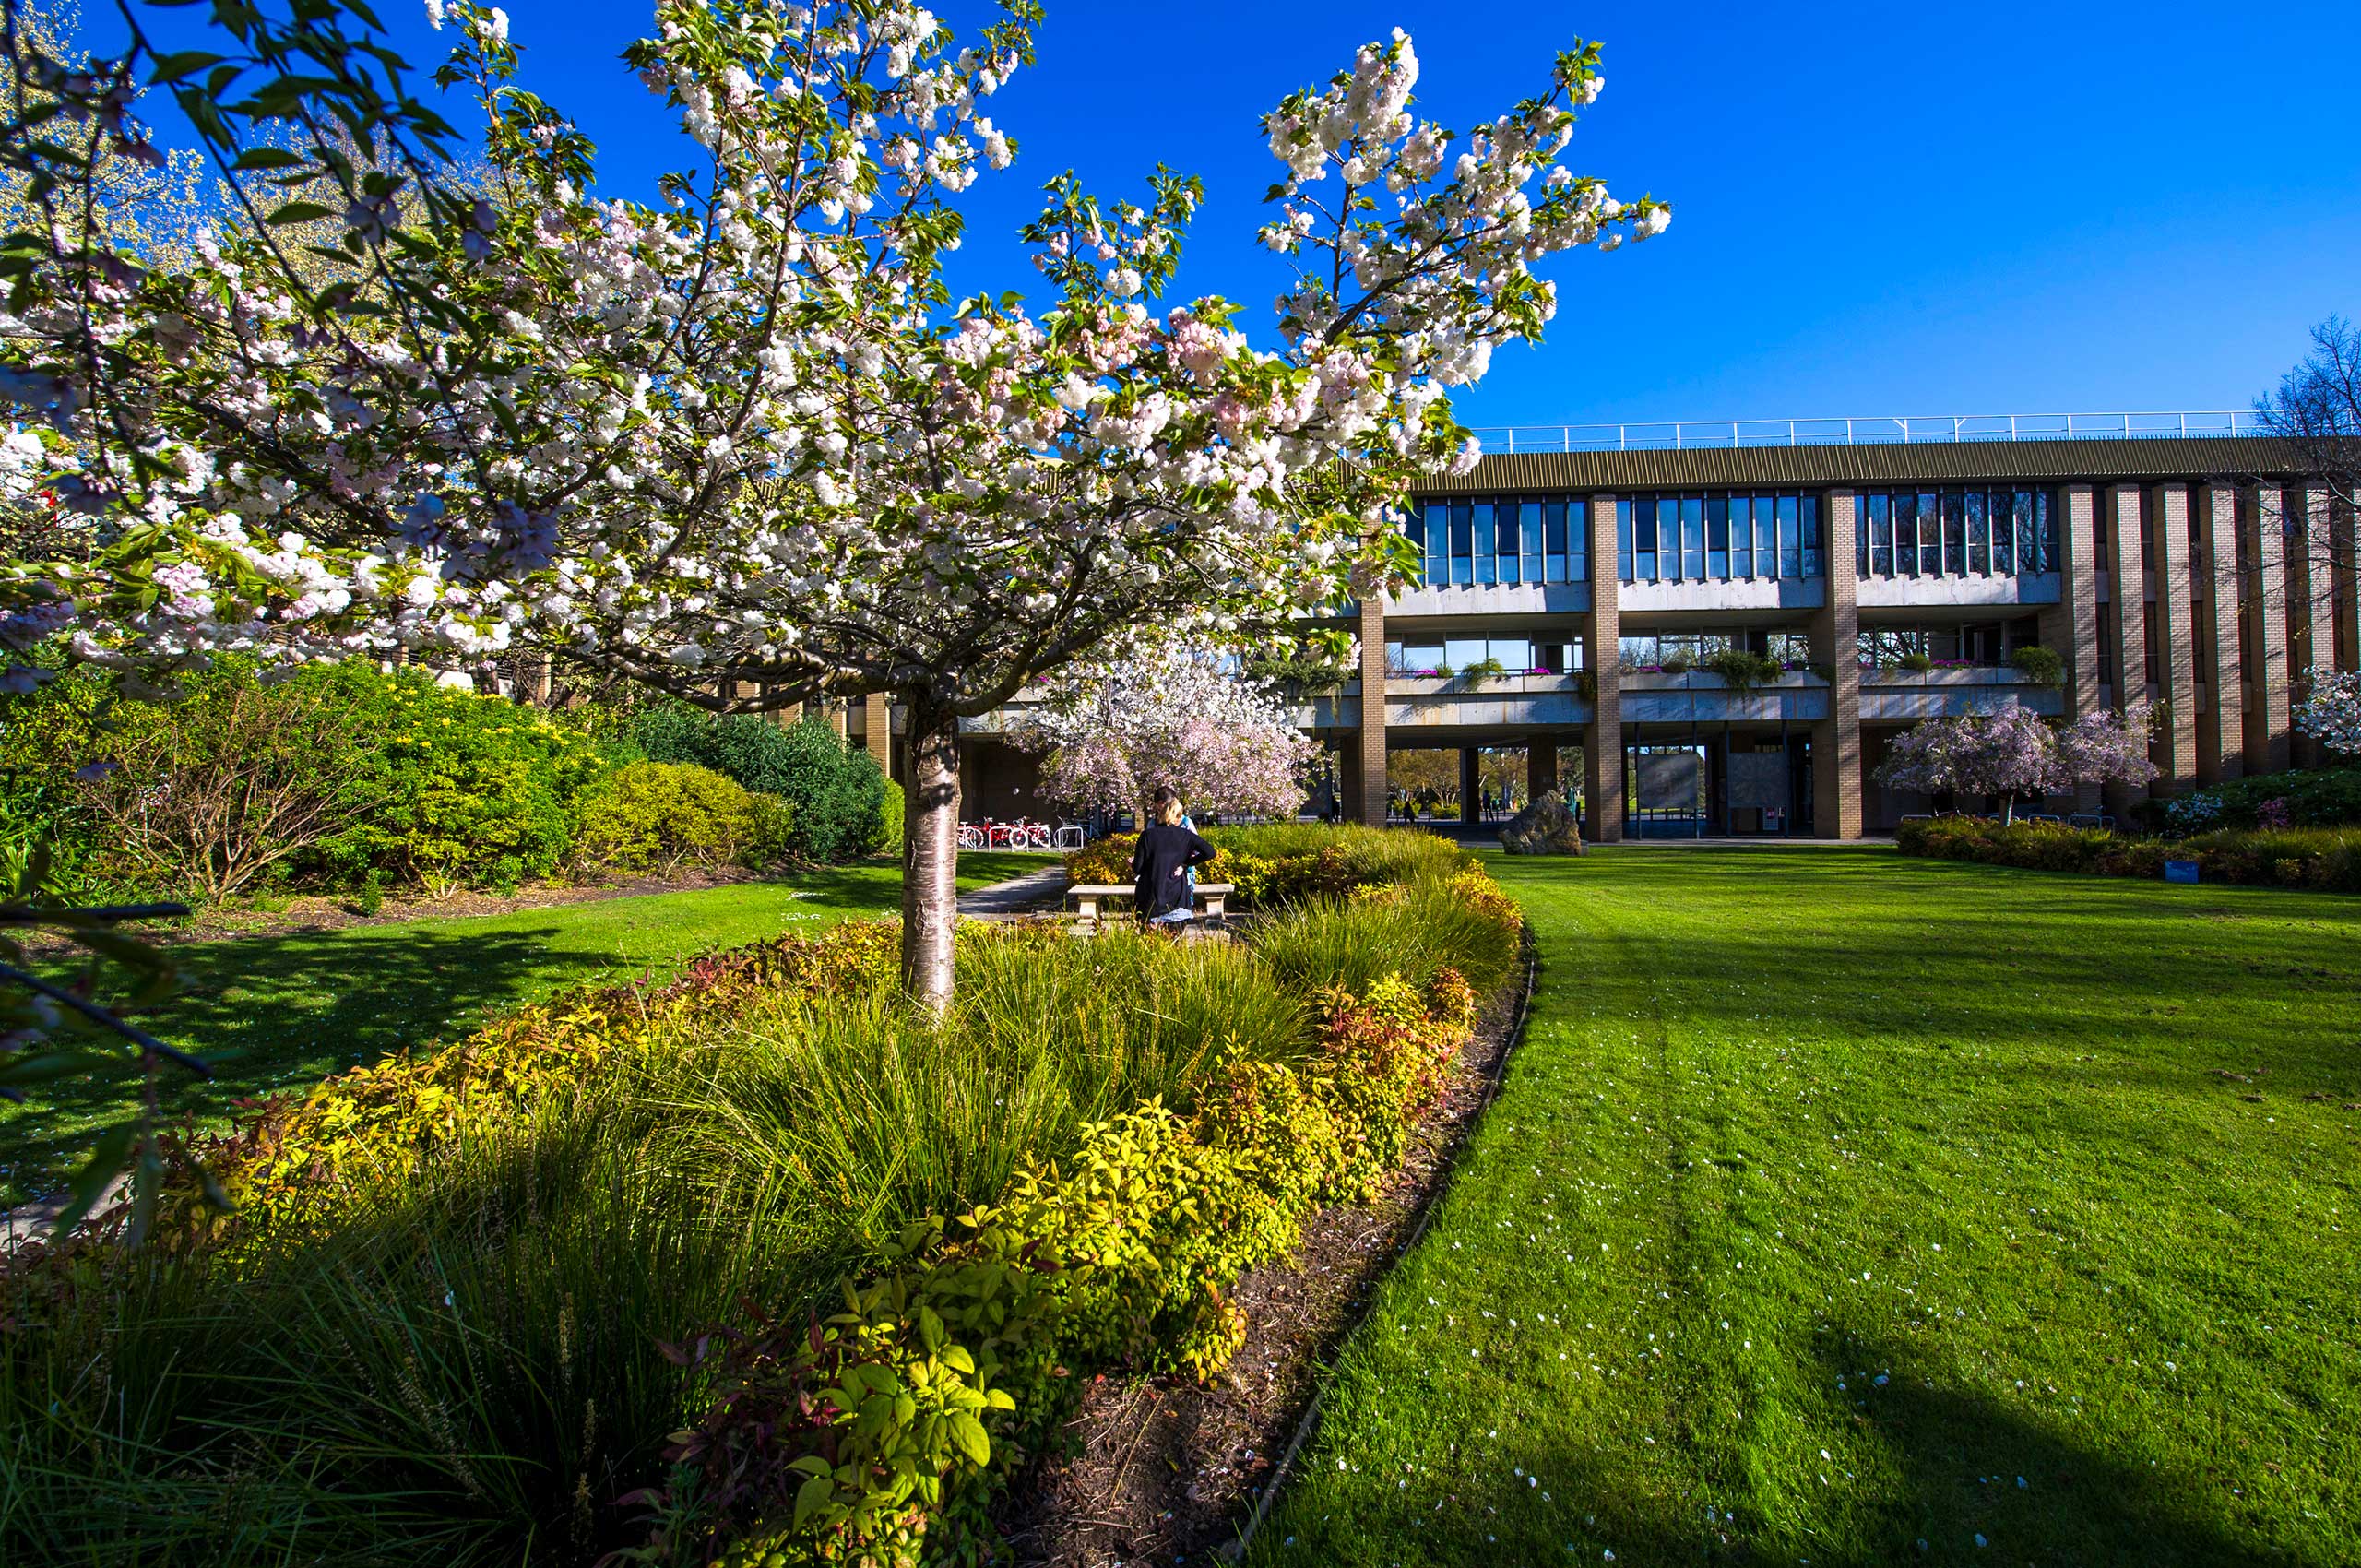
xmin=1130 ymin=784 xmax=1216 ymax=929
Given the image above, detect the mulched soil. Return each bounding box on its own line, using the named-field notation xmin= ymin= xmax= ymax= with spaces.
xmin=992 ymin=956 xmax=1531 ymax=1568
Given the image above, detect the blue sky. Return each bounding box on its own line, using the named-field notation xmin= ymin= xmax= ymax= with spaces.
xmin=146 ymin=1 xmax=2361 ymax=430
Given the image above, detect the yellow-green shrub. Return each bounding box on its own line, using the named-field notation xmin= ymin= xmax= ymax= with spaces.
xmin=635 ymin=965 xmax=1489 ymax=1567
xmin=577 ymin=760 xmax=793 ymax=871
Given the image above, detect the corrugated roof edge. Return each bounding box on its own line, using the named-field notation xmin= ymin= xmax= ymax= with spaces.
xmin=1407 ymin=436 xmax=2319 ymax=495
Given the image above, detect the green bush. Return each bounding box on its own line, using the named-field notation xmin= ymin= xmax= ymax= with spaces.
xmin=1896 ymin=814 xmax=2361 ymax=891
xmin=635 ymin=707 xmax=888 ymax=862
xmin=1702 ymin=648 xmax=1782 ymax=690
xmin=2161 ymin=766 xmax=2361 ymax=833
xmin=296 ymin=662 xmax=608 ymax=897
xmin=879 ymin=778 xmax=906 ymax=855
xmin=576 ymin=761 xmax=792 ymax=872
xmin=2010 ymin=645 xmax=2065 ymax=685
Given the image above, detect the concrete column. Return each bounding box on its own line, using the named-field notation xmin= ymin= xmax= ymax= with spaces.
xmin=2335 ymin=487 xmax=2361 ymax=676
xmin=2039 ymin=484 xmax=2101 ymax=727
xmin=1584 ymin=494 xmax=1623 ymax=841
xmin=1356 ymin=594 xmax=1388 ymax=826
xmin=2247 ymin=486 xmax=2292 ymax=774
xmin=2287 ymin=483 xmax=2333 ymax=766
xmin=2194 ymin=481 xmax=2245 ymax=784
xmin=2150 ymin=482 xmax=2199 ymax=796
xmin=2103 ymin=483 xmax=2151 ymax=819
xmin=863 ymin=692 xmax=892 ymax=771
xmin=1528 ymin=740 xmax=1559 ymax=802
xmin=1810 ymin=490 xmax=1861 ymax=839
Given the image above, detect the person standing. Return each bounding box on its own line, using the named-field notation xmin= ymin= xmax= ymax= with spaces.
xmin=1131 ymin=785 xmax=1216 ymax=929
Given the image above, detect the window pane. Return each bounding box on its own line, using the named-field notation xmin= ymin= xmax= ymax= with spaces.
xmin=1497 ymin=502 xmax=1523 ymax=584
xmin=1473 ymin=502 xmax=1497 ymax=584
xmin=1777 ymin=494 xmax=1800 ymax=577
xmin=1658 ymin=497 xmax=1681 ymax=580
xmin=1869 ymin=493 xmax=1892 ymax=576
xmin=1942 ymin=490 xmax=1966 ymax=576
xmin=1449 ymin=503 xmax=1473 ymax=586
xmin=1636 ymin=495 xmax=1659 ymax=581
xmin=1520 ymin=501 xmax=1544 ymax=585
xmin=1679 ymin=496 xmax=1703 ymax=581
xmin=2026 ymin=491 xmax=2047 ymax=573
xmin=1707 ymin=495 xmax=1730 ymax=579
xmin=1617 ymin=498 xmax=1633 ymax=581
xmin=1802 ymin=494 xmax=1821 ymax=576
xmin=1489 ymin=638 xmax=1532 ymax=670
xmin=1918 ymin=491 xmax=1940 ymax=575
xmin=1988 ymin=490 xmax=2012 ymax=572
xmin=1894 ymin=493 xmax=1917 ymax=576
xmin=1729 ymin=496 xmax=1752 ymax=577
xmin=1421 ymin=502 xmax=1448 ymax=586
xmin=1965 ymin=491 xmax=1988 ymax=575
xmin=1754 ymin=494 xmax=1776 ymax=572
xmin=1856 ymin=495 xmax=1869 ymax=577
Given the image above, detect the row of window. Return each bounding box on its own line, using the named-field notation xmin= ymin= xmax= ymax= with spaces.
xmin=1857 ymin=489 xmax=2058 ymax=578
xmin=1407 ymin=500 xmax=1589 ymax=588
xmin=1386 ymin=637 xmax=1583 ymax=674
xmin=1617 ymin=493 xmax=1823 ymax=583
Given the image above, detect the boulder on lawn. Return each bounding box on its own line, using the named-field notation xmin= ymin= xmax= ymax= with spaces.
xmin=1500 ymin=789 xmax=1585 ymax=855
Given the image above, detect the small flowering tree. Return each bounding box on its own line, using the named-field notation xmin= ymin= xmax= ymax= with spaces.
xmin=1876 ymin=700 xmax=2158 ymax=822
xmin=2295 ymin=671 xmax=2361 ymax=758
xmin=1014 ymin=634 xmax=1318 ymax=823
xmin=0 ymin=0 xmax=1668 ymax=1003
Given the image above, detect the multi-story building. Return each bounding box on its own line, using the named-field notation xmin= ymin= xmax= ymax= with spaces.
xmin=893 ymin=414 xmax=2349 ymax=839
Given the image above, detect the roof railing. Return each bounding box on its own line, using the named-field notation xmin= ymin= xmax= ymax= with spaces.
xmin=1471 ymin=410 xmax=2269 ymax=455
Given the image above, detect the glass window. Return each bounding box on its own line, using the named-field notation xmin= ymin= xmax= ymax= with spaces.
xmin=1496 ymin=502 xmax=1523 ymax=585
xmin=1801 ymin=494 xmax=1821 ymax=576
xmin=1635 ymin=497 xmax=1659 ymax=581
xmin=1655 ymin=497 xmax=1679 ymax=581
xmin=1449 ymin=503 xmax=1473 ymax=586
xmin=1868 ymin=493 xmax=1892 ymax=576
xmin=1965 ymin=491 xmax=1988 ymax=575
xmin=1856 ymin=496 xmax=1869 ymax=577
xmin=2036 ymin=489 xmax=2057 ymax=572
xmin=1545 ymin=500 xmax=1569 ymax=583
xmin=1988 ymin=490 xmax=2012 ymax=573
xmin=1754 ymin=494 xmax=1776 ymax=576
xmin=1729 ymin=495 xmax=1753 ymax=577
xmin=1473 ymin=502 xmax=1498 ymax=585
xmin=1707 ymin=495 xmax=1730 ymax=579
xmin=1680 ymin=496 xmax=1705 ymax=581
xmin=1489 ymin=638 xmax=1533 ymax=671
xmin=1445 ymin=638 xmax=1487 ymax=670
xmin=1617 ymin=498 xmax=1634 ymax=581
xmin=1567 ymin=498 xmax=1589 ymax=581
xmin=1777 ymin=494 xmax=1800 ymax=577
xmin=1942 ymin=490 xmax=1966 ymax=576
xmin=1420 ymin=502 xmax=1449 ymax=587
xmin=1917 ymin=491 xmax=1940 ymax=576
xmin=1893 ymin=493 xmax=1917 ymax=576
xmin=1520 ymin=501 xmax=1544 ymax=586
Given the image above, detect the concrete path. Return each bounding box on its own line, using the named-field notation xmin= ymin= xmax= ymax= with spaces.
xmin=957 ymin=863 xmax=1070 ymax=919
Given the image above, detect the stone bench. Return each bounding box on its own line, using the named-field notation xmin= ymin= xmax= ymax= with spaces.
xmin=1065 ymin=882 xmax=1233 ymax=932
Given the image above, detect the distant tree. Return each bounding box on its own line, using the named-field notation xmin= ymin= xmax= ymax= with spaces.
xmin=1875 ymin=700 xmax=2158 ymax=823
xmin=1014 ymin=634 xmax=1316 ymax=823
xmin=2295 ymin=671 xmax=2361 ymax=758
xmin=2256 ymin=315 xmax=2361 ymax=502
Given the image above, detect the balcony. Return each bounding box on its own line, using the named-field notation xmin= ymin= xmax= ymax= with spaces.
xmin=1300 ymin=672 xmax=1592 ymax=731
xmin=1857 ymin=571 xmax=2061 ymax=609
xmin=1619 ymin=669 xmax=1829 ymax=724
xmin=1857 ymin=664 xmax=2063 ymax=720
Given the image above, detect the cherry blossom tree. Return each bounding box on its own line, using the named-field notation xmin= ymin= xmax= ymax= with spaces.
xmin=0 ymin=0 xmax=1669 ymax=1003
xmin=2295 ymin=671 xmax=2361 ymax=758
xmin=1875 ymin=700 xmax=2158 ymax=822
xmin=1014 ymin=633 xmax=1317 ymax=822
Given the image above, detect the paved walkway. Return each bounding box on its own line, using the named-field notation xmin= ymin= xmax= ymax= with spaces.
xmin=957 ymin=863 xmax=1070 ymax=919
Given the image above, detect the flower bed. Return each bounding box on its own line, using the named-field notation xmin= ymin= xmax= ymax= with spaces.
xmin=1897 ymin=815 xmax=2361 ymax=891
xmin=4 ymin=826 xmax=1524 ymax=1568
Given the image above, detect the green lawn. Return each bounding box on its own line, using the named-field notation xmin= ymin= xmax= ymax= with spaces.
xmin=1255 ymin=847 xmax=2360 ymax=1567
xmin=1 ymin=852 xmax=1045 ymax=1205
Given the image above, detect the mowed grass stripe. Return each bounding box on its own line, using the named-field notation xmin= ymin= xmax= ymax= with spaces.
xmin=1252 ymin=847 xmax=2359 ymax=1567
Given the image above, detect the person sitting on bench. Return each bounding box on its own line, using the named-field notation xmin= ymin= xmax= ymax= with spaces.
xmin=1132 ymin=785 xmax=1216 ymax=929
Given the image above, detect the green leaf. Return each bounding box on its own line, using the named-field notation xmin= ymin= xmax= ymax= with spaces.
xmin=791 ymin=1472 xmax=836 ymax=1527
xmin=149 ymin=51 xmax=227 ymax=85
xmin=947 ymin=1410 xmax=991 ymax=1467
xmin=233 ymin=146 xmax=309 ymax=172
xmin=266 ymin=201 xmax=338 ymax=227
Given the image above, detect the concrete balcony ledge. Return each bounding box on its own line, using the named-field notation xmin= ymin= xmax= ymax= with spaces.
xmin=1621 ymin=670 xmax=1828 ymax=692
xmin=1384 ymin=671 xmax=1583 ymax=697
xmin=1858 ymin=666 xmax=2042 ymax=688
xmin=1858 ymin=571 xmax=2061 ymax=608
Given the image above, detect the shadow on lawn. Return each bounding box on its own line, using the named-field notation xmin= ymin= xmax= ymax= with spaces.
xmin=1265 ymin=1338 xmax=2288 ymax=1568
xmin=1 ymin=923 xmax=589 ymax=1204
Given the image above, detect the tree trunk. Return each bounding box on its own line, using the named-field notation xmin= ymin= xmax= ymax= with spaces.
xmin=900 ymin=695 xmax=963 ymax=1012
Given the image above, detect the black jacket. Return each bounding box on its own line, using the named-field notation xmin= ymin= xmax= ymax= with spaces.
xmin=1130 ymin=823 xmax=1216 ymax=919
